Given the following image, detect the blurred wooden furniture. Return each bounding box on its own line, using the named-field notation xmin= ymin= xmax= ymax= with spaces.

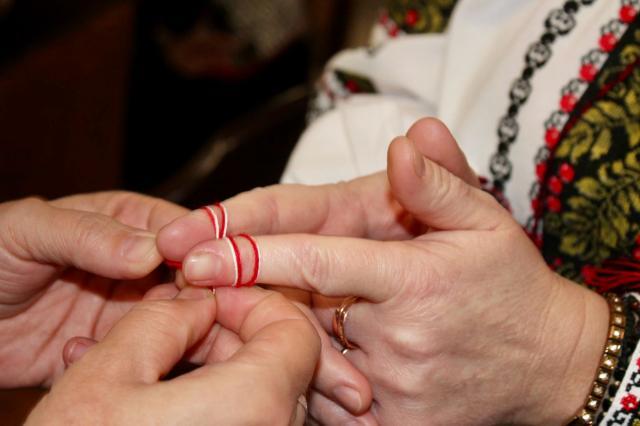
xmin=0 ymin=1 xmax=134 ymax=201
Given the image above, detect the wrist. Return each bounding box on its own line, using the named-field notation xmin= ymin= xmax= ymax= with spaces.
xmin=518 ymin=274 xmax=610 ymax=425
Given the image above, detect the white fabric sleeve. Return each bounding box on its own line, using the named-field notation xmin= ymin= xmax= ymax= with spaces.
xmin=281 ymin=94 xmax=436 ymax=185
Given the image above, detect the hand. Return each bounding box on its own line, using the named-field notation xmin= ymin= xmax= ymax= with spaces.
xmin=160 ymin=122 xmax=610 ymax=425
xmin=157 ymin=118 xmax=480 ymax=423
xmin=27 ymin=285 xmax=320 ymax=426
xmin=0 ymin=191 xmax=187 ymax=388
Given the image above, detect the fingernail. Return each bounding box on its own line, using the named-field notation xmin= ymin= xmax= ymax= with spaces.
xmin=176 ymin=286 xmax=215 ymax=300
xmin=334 ymin=386 xmax=362 ymax=414
xmin=411 ymin=140 xmax=425 ymax=177
xmin=63 ymin=338 xmax=95 ymax=368
xmin=184 ymin=251 xmax=222 ymax=282
xmin=123 ymin=233 xmax=158 ymax=262
xmin=175 ymin=269 xmax=188 ymax=289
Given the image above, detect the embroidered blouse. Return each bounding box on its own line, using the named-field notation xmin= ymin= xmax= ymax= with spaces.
xmin=281 ymin=0 xmax=640 ymax=424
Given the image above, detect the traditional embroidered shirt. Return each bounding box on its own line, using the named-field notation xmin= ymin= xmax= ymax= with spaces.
xmin=282 ymin=1 xmax=640 ymax=423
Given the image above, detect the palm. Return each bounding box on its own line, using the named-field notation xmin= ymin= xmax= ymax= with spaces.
xmin=0 ymin=192 xmax=187 ymax=388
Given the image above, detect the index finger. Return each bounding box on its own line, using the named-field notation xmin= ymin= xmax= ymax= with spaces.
xmin=181 ymin=234 xmax=407 ymax=302
xmin=52 ymin=191 xmax=189 ymax=232
xmin=156 ymin=172 xmax=399 ymax=263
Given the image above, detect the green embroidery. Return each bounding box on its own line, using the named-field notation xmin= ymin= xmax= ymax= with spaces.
xmin=385 ymin=0 xmax=458 ymax=34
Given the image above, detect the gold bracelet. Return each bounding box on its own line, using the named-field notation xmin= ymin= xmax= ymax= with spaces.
xmin=568 ymin=293 xmax=625 ymax=426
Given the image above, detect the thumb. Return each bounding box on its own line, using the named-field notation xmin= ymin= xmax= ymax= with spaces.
xmin=406 ymin=117 xmax=480 ymax=188
xmin=1 ymin=198 xmax=162 ymax=279
xmin=387 ymin=136 xmax=510 ymax=231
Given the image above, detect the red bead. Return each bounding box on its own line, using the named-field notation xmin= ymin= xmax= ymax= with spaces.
xmin=600 ymin=33 xmax=618 ymax=52
xmin=535 ymin=162 xmax=547 ymax=180
xmin=531 ymin=198 xmax=541 ymax=214
xmin=534 ymin=235 xmax=543 ymax=248
xmin=546 ymin=196 xmax=562 ymax=213
xmin=559 ymin=163 xmax=575 ymax=182
xmin=635 ymin=233 xmax=640 ymax=245
xmin=633 ymin=247 xmax=640 ymax=261
xmin=580 ymin=64 xmax=598 ymax=82
xmin=389 ymin=26 xmax=399 ymax=37
xmin=622 ymin=394 xmax=638 ymax=412
xmin=548 ymin=176 xmax=563 ymax=194
xmin=345 ymin=80 xmax=359 ymax=93
xmin=620 ymin=5 xmax=637 ymax=24
xmin=553 ymin=258 xmax=563 ymax=268
xmin=405 ymin=9 xmax=419 ymax=26
xmin=545 ymin=128 xmax=560 ymax=149
xmin=560 ymin=94 xmax=578 ymax=113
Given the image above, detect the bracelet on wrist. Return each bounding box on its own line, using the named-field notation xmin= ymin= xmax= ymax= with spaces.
xmin=567 ymin=293 xmax=626 ymax=426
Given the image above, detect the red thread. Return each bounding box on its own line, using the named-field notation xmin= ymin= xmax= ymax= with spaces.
xmin=201 ymin=205 xmax=219 ymax=238
xmin=164 ymin=259 xmax=183 ymax=269
xmin=238 ymin=234 xmax=260 ymax=287
xmin=227 ymin=236 xmax=242 ymax=287
xmin=216 ymin=202 xmax=227 ymax=238
xmin=583 ymin=259 xmax=640 ymax=293
xmin=200 ymin=203 xmax=227 ymax=239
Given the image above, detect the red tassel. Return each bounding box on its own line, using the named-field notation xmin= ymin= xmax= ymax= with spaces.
xmin=583 ymin=259 xmax=640 ymax=293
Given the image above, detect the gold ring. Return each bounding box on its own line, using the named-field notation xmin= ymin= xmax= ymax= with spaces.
xmin=332 ymin=296 xmax=360 ymax=350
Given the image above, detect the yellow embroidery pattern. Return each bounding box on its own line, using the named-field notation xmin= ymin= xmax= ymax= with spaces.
xmin=385 ymin=0 xmax=457 ymax=34
xmin=544 ymin=31 xmax=640 ymax=280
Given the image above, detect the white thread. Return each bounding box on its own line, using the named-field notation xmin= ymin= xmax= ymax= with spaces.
xmin=204 ymin=206 xmax=220 ymax=239
xmin=219 ymin=203 xmax=228 ymax=238
xmin=224 ymin=237 xmax=239 ymax=287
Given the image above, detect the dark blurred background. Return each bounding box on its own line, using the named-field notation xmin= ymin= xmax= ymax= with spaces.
xmin=0 ymin=0 xmax=379 ymax=206
xmin=0 ymin=0 xmax=380 ymax=423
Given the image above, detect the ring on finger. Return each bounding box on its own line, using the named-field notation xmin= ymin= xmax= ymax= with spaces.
xmin=332 ymin=296 xmax=360 ymax=350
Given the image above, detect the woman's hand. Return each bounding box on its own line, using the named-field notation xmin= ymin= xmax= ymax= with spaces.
xmin=0 ymin=191 xmax=187 ymax=388
xmin=159 ymin=124 xmax=610 ymax=425
xmin=158 ymin=119 xmax=479 ymax=423
xmin=27 ymin=285 xmax=320 ymax=426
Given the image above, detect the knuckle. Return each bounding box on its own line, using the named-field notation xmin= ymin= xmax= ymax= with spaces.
xmin=381 ymin=324 xmax=440 ymax=362
xmin=298 ymin=241 xmax=332 ymax=293
xmin=133 ymin=300 xmax=182 ymax=327
xmin=246 ymin=186 xmax=280 ymax=233
xmin=69 ymin=212 xmax=121 ymax=257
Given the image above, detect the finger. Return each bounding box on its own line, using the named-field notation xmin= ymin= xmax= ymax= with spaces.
xmin=312 ymin=295 xmax=378 ymax=353
xmin=293 ymin=300 xmax=372 ymax=414
xmin=182 ymin=322 xmax=244 ymax=364
xmin=308 ymin=391 xmax=379 ymax=426
xmin=387 ymin=136 xmax=511 ymax=231
xmin=51 ymin=191 xmax=189 ymax=232
xmin=263 ymin=287 xmax=372 ymax=414
xmin=291 ymin=395 xmax=309 ymax=426
xmin=75 ymin=286 xmax=216 ymax=383
xmin=209 ymin=287 xmax=321 ymax=413
xmin=2 ymin=198 xmax=164 ymax=279
xmin=142 ymin=283 xmax=179 ymax=300
xmin=406 ymin=117 xmax=480 ymax=188
xmin=157 ymin=174 xmax=394 ymax=262
xmin=181 ymin=234 xmax=407 ymax=301
xmin=62 ymin=337 xmax=97 ymax=367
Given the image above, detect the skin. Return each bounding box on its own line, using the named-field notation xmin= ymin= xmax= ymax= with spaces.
xmin=27 ymin=285 xmax=320 ymax=426
xmin=157 ymin=118 xmax=610 ymax=425
xmin=0 ymin=191 xmax=188 ymax=388
xmin=0 ymin=190 xmax=368 ymax=422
